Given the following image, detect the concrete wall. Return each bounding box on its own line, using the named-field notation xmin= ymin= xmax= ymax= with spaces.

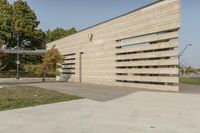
xmin=47 ymin=0 xmax=181 ymax=91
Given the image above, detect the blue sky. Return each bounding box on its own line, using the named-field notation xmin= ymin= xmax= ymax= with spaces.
xmin=8 ymin=0 xmax=200 ymax=68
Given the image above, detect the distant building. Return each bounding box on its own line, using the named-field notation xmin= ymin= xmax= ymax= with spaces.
xmin=47 ymin=0 xmax=181 ymax=91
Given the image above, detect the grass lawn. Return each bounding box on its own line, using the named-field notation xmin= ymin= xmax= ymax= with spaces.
xmin=0 ymin=86 xmax=81 ymax=111
xmin=180 ymin=77 xmax=200 ymax=86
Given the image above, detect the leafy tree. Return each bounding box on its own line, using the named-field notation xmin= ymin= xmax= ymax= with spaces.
xmin=24 ymin=46 xmax=64 ymax=81
xmin=31 ymin=29 xmax=46 ymax=49
xmin=0 ymin=39 xmax=3 ymax=48
xmin=0 ymin=0 xmax=47 ymax=71
xmin=0 ymin=0 xmax=76 ymax=75
xmin=185 ymin=66 xmax=196 ymax=74
xmin=43 ymin=46 xmax=64 ymax=72
xmin=11 ymin=0 xmax=42 ymax=48
xmin=47 ymin=27 xmax=77 ymax=43
xmin=0 ymin=0 xmax=12 ymax=43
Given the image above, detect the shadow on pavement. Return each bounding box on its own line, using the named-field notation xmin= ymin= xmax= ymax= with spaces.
xmin=1 ymin=78 xmax=200 ymax=101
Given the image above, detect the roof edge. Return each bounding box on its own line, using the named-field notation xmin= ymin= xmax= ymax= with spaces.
xmin=47 ymin=0 xmax=164 ymax=45
xmin=78 ymin=0 xmax=163 ymax=33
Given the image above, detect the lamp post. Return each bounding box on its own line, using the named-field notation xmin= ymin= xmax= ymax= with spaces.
xmin=178 ymin=43 xmax=192 ymax=77
xmin=16 ymin=35 xmax=20 ymax=79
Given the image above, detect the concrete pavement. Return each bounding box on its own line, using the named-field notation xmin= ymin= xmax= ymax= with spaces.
xmin=0 ymin=91 xmax=200 ymax=133
xmin=24 ymin=82 xmax=200 ymax=101
xmin=28 ymin=82 xmax=140 ymax=101
xmin=179 ymin=83 xmax=200 ymax=94
xmin=1 ymin=79 xmax=200 ymax=101
xmin=1 ymin=79 xmax=200 ymax=132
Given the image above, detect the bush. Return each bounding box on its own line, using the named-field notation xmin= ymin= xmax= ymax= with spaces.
xmin=24 ymin=64 xmax=44 ymax=77
xmin=24 ymin=47 xmax=64 ymax=78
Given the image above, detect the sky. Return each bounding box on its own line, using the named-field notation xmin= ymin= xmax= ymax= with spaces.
xmin=8 ymin=0 xmax=200 ymax=68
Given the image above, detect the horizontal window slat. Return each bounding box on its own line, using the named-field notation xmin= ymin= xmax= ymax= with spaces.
xmin=115 ymin=68 xmax=178 ymax=75
xmin=116 ymin=50 xmax=178 ymax=60
xmin=116 ymin=82 xmax=179 ymax=92
xmin=116 ymin=59 xmax=178 ymax=67
xmin=116 ymin=42 xmax=178 ymax=54
xmin=117 ymin=31 xmax=178 ymax=47
xmin=116 ymin=75 xmax=179 ymax=83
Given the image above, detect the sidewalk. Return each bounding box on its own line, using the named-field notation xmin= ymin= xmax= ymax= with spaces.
xmin=0 ymin=91 xmax=199 ymax=133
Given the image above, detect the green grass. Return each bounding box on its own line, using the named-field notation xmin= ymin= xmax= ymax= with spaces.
xmin=0 ymin=86 xmax=81 ymax=111
xmin=180 ymin=77 xmax=200 ymax=86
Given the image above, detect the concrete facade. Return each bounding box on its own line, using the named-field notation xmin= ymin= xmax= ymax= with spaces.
xmin=47 ymin=0 xmax=181 ymax=91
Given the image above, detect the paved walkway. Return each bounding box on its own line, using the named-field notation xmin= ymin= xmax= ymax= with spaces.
xmin=179 ymin=83 xmax=200 ymax=94
xmin=29 ymin=82 xmax=200 ymax=101
xmin=28 ymin=82 xmax=141 ymax=101
xmin=1 ymin=79 xmax=200 ymax=132
xmin=0 ymin=91 xmax=200 ymax=133
xmin=1 ymin=79 xmax=200 ymax=101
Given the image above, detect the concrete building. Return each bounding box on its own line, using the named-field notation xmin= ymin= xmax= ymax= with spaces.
xmin=47 ymin=0 xmax=181 ymax=91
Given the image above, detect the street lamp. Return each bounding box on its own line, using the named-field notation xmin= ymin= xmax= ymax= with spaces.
xmin=16 ymin=35 xmax=20 ymax=79
xmin=178 ymin=43 xmax=192 ymax=77
xmin=179 ymin=43 xmax=192 ymax=58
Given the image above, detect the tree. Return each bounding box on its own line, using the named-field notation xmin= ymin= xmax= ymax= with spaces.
xmin=0 ymin=39 xmax=3 ymax=48
xmin=47 ymin=27 xmax=77 ymax=43
xmin=0 ymin=0 xmax=47 ymax=71
xmin=0 ymin=0 xmax=16 ymax=71
xmin=31 ymin=29 xmax=46 ymax=49
xmin=0 ymin=0 xmax=12 ymax=42
xmin=185 ymin=66 xmax=196 ymax=74
xmin=19 ymin=29 xmax=46 ymax=69
xmin=24 ymin=46 xmax=64 ymax=81
xmin=0 ymin=0 xmax=76 ymax=74
xmin=11 ymin=0 xmax=43 ymax=48
xmin=43 ymin=46 xmax=64 ymax=71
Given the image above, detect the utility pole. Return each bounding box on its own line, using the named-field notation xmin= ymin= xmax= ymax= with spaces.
xmin=16 ymin=35 xmax=20 ymax=79
xmin=178 ymin=43 xmax=192 ymax=77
